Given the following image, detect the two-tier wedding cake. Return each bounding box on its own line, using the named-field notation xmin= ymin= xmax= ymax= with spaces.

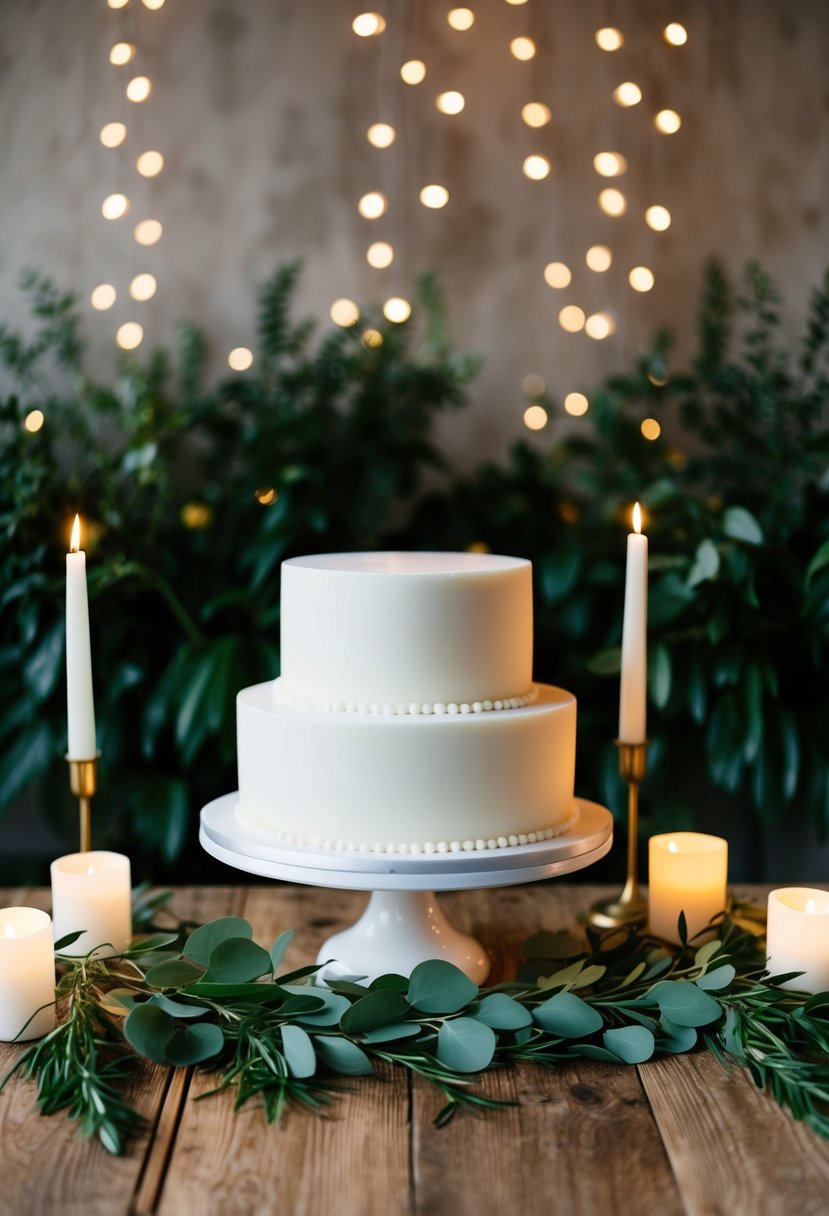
xmin=235 ymin=551 xmax=578 ymax=854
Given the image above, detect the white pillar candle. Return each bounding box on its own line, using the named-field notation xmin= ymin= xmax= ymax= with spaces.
xmin=51 ymin=851 xmax=132 ymax=959
xmin=66 ymin=514 xmax=97 ymax=760
xmin=618 ymin=502 xmax=648 ymax=743
xmin=648 ymin=832 xmax=728 ymax=944
xmin=0 ymin=907 xmax=56 ymax=1042
xmin=767 ymin=887 xmax=829 ymax=993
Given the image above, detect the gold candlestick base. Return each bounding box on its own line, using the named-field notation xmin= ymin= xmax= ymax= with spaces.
xmin=586 ymin=741 xmax=648 ymax=930
xmin=66 ymin=755 xmax=99 ymax=853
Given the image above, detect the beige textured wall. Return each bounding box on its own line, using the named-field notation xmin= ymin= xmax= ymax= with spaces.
xmin=1 ymin=0 xmax=828 ymax=463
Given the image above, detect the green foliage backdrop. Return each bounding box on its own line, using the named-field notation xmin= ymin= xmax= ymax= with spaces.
xmin=2 ymin=260 xmax=828 ymax=879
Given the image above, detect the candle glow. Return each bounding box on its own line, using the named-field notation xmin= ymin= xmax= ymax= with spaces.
xmin=767 ymin=888 xmax=829 ymax=993
xmin=649 ymin=833 xmax=728 ymax=943
xmin=618 ymin=502 xmax=647 ymax=742
xmin=51 ymin=852 xmax=132 ymax=959
xmin=0 ymin=908 xmax=56 ymax=1042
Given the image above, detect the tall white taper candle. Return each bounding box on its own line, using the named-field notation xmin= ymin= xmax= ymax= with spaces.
xmin=66 ymin=514 xmax=97 ymax=760
xmin=619 ymin=502 xmax=648 ymax=744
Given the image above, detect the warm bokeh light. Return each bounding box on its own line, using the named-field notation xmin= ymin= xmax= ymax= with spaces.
xmin=353 ymin=12 xmax=386 ymax=36
xmin=90 ymin=284 xmax=117 ymax=311
xmin=420 ymin=184 xmax=449 ymax=208
xmin=136 ymin=150 xmax=164 ymax=176
xmin=641 ymin=417 xmax=662 ymax=440
xmin=134 ymin=219 xmax=162 ymax=245
xmin=585 ymin=312 xmax=615 ymax=340
xmin=595 ymin=27 xmax=624 ymax=51
xmin=613 ymin=81 xmax=642 ymax=107
xmin=521 ymin=102 xmax=552 ymax=128
xmin=142 ymin=0 xmax=166 ymax=8
xmin=129 ymin=273 xmax=157 ymax=301
xmin=663 ymin=22 xmax=688 ymax=46
xmin=24 ymin=409 xmax=45 ymax=433
xmin=367 ymin=123 xmax=396 ymax=147
xmin=559 ymin=305 xmax=585 ymax=334
xmin=331 ymin=299 xmax=360 ymax=327
xmin=181 ymin=502 xmax=211 ymax=529
xmin=523 ymin=404 xmax=548 ymax=431
xmin=436 ymin=91 xmax=465 ymax=115
xmin=510 ymin=37 xmax=536 ymax=60
xmin=102 ymin=193 xmax=129 ymax=220
xmin=116 ymin=322 xmax=144 ymax=351
xmin=599 ymin=188 xmax=627 ymax=216
xmin=448 ymin=7 xmax=475 ymax=30
xmin=400 ymin=59 xmax=426 ymax=84
xmin=544 ymin=262 xmax=571 ymax=289
xmin=564 ymin=392 xmax=589 ymax=416
xmin=107 ymin=0 xmax=129 ymax=8
xmin=383 ymin=297 xmax=412 ymax=323
xmin=358 ymin=191 xmax=388 ymax=219
xmin=362 ymin=328 xmax=383 ymax=348
xmin=522 ymin=372 xmax=546 ymax=396
xmin=586 ymin=245 xmax=612 ymax=272
xmin=655 ymin=109 xmax=682 ymax=134
xmin=109 ymin=42 xmax=136 ymax=66
xmin=523 ymin=155 xmax=551 ymax=181
xmin=646 ymin=205 xmax=672 ymax=231
xmin=126 ymin=76 xmax=152 ymax=102
xmin=367 ymin=241 xmax=394 ymax=268
xmin=593 ymin=151 xmax=627 ymax=177
xmin=99 ymin=122 xmax=127 ymax=148
xmin=228 ymin=347 xmax=254 ymax=371
xmin=255 ymin=488 xmax=277 ymax=505
xmin=629 ymin=266 xmax=655 ymax=292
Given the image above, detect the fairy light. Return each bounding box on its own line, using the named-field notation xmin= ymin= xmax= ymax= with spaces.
xmin=24 ymin=409 xmax=45 ymax=433
xmin=383 ymin=298 xmax=411 ymax=324
xmin=107 ymin=0 xmax=129 ymax=8
xmin=136 ymin=150 xmax=164 ymax=178
xmin=595 ymin=28 xmax=624 ymax=51
xmin=629 ymin=266 xmax=655 ymax=292
xmin=419 ymin=184 xmax=449 ymax=208
xmin=90 ymin=284 xmax=117 ymax=310
xmin=564 ymin=392 xmax=589 ymax=416
xmin=142 ymin=0 xmax=166 ymax=8
xmin=646 ymin=205 xmax=671 ymax=231
xmin=585 ymin=312 xmax=614 ymax=340
xmin=362 ymin=329 xmax=383 ymax=348
xmin=510 ymin=37 xmax=536 ymax=60
xmin=559 ymin=305 xmax=585 ymax=333
xmin=367 ymin=123 xmax=396 ymax=148
xmin=586 ymin=245 xmax=612 ymax=272
xmin=358 ymin=191 xmax=387 ymax=219
xmin=613 ymin=82 xmax=642 ymax=107
xmin=400 ymin=60 xmax=426 ymax=84
xmin=641 ymin=418 xmax=662 ymax=440
xmin=129 ymin=273 xmax=157 ymax=301
xmin=100 ymin=122 xmax=127 ymax=148
xmin=447 ymin=8 xmax=475 ymax=30
xmin=116 ymin=322 xmax=144 ymax=351
xmin=255 ymin=488 xmax=276 ymax=505
xmin=109 ymin=42 xmax=136 ymax=66
xmin=181 ymin=503 xmax=211 ymax=529
xmin=367 ymin=241 xmax=394 ymax=268
xmin=523 ymin=405 xmax=548 ymax=430
xmin=353 ymin=12 xmax=386 ymax=37
xmin=134 ymin=219 xmax=162 ymax=245
xmin=522 ymin=102 xmax=551 ymax=128
xmin=663 ymin=23 xmax=688 ymax=46
xmin=126 ymin=76 xmax=152 ymax=103
xmin=331 ymin=299 xmax=360 ymax=327
xmin=544 ymin=262 xmax=571 ymax=289
xmin=599 ymin=188 xmax=627 ymax=217
xmin=436 ymin=91 xmax=465 ymax=115
xmin=523 ymin=155 xmax=551 ymax=181
xmin=522 ymin=373 xmax=545 ymax=396
xmin=102 ymin=193 xmax=129 ymax=220
xmin=228 ymin=347 xmax=254 ymax=371
xmin=593 ymin=152 xmax=627 ymax=177
xmin=655 ymin=109 xmax=682 ymax=134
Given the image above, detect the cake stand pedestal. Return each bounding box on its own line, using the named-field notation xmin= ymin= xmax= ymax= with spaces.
xmin=200 ymin=793 xmax=613 ymax=984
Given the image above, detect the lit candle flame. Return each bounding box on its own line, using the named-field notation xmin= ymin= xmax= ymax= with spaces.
xmin=70 ymin=514 xmax=81 ymax=553
xmin=3 ymin=922 xmax=16 ymax=939
xmin=667 ymin=839 xmax=678 ymax=853
xmin=86 ymin=864 xmax=95 ymax=877
xmin=632 ymin=502 xmax=642 ymax=534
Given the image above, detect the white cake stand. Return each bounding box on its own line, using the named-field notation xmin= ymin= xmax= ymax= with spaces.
xmin=200 ymin=793 xmax=613 ymax=984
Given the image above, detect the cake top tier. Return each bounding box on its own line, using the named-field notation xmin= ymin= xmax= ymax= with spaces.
xmin=279 ymin=551 xmax=533 ymax=708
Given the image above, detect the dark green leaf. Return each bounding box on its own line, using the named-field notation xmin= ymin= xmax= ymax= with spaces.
xmin=202 ymin=938 xmax=273 ymax=984
xmin=533 ymin=991 xmax=604 ymax=1038
xmin=362 ymin=1022 xmax=423 ymax=1044
xmin=657 ymin=1015 xmax=698 ymax=1054
xmin=184 ymin=917 xmax=253 ymax=966
xmin=281 ymin=985 xmax=350 ymax=1027
xmin=282 ymin=1024 xmax=317 ymax=1078
xmin=54 ymin=930 xmax=85 ymax=951
xmin=472 ymin=993 xmax=533 ymax=1031
xmin=150 ymin=993 xmax=211 ymax=1019
xmin=437 ymin=1017 xmax=497 ymax=1073
xmin=339 ymin=990 xmax=411 ymax=1034
xmin=314 ymin=1035 xmax=373 ymax=1076
xmin=124 ymin=933 xmax=180 ymax=956
xmin=145 ymin=958 xmax=206 ymax=988
xmin=408 ymin=960 xmax=478 ymax=1014
xmin=166 ymin=1022 xmax=224 ymax=1066
xmin=271 ymin=929 xmax=294 ymax=973
xmin=649 ymin=981 xmax=722 ymax=1028
xmin=124 ymin=1003 xmax=175 ymax=1064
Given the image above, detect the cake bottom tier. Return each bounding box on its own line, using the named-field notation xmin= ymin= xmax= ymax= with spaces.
xmin=236 ymin=679 xmax=577 ymax=853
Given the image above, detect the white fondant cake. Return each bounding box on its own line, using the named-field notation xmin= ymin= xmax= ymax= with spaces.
xmin=236 ymin=551 xmax=578 ymax=853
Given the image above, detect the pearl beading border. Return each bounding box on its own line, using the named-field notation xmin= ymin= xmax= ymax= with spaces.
xmin=278 ymin=684 xmax=539 ymax=717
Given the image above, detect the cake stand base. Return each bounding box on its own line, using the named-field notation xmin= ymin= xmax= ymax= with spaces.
xmin=200 ymin=793 xmax=613 ymax=984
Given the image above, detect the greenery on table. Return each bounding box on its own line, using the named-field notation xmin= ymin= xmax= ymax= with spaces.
xmin=4 ymin=902 xmax=829 ymax=1153
xmin=2 ymin=260 xmax=829 ymax=875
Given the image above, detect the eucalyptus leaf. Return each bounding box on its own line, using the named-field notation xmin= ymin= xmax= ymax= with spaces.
xmin=696 ymin=964 xmax=736 ymax=991
xmin=603 ymin=1025 xmax=655 ymax=1064
xmin=534 ymin=991 xmax=604 ymax=1038
xmin=270 ymin=929 xmax=295 ymax=973
xmin=100 ymin=988 xmax=149 ymax=1016
xmin=124 ymin=1002 xmax=175 ymax=1064
xmin=472 ymin=993 xmax=533 ymax=1031
xmin=282 ymin=1024 xmax=317 ymax=1078
xmin=408 ymin=960 xmax=478 ymax=1014
xmin=314 ymin=1036 xmax=374 ymax=1076
xmin=574 ymin=1044 xmax=623 ymax=1064
xmin=185 ymin=981 xmax=300 ymax=1003
xmin=184 ymin=917 xmax=253 ymax=966
xmin=723 ymin=505 xmax=763 ymax=545
xmin=145 ymin=958 xmax=206 ymax=989
xmin=687 ymin=537 xmax=720 ymax=587
xmin=369 ymin=973 xmax=410 ymax=992
xmin=339 ymin=990 xmax=411 ymax=1034
xmin=437 ymin=1017 xmax=496 ymax=1073
xmin=123 ymin=932 xmax=181 ymax=956
xmin=649 ymin=980 xmax=722 ymax=1028
xmin=362 ymin=1022 xmax=423 ymax=1044
xmin=202 ymin=938 xmax=273 ymax=984
xmin=281 ymin=985 xmax=350 ymax=1027
xmin=658 ymin=1015 xmax=698 ymax=1054
xmin=693 ymin=939 xmax=724 ymax=969
xmin=166 ymin=1022 xmax=224 ymax=1066
xmin=150 ymin=993 xmax=211 ymax=1019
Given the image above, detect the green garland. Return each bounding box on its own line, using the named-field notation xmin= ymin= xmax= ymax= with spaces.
xmin=3 ymin=896 xmax=829 ymax=1154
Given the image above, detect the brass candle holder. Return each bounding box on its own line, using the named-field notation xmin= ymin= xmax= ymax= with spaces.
xmin=66 ymin=754 xmax=99 ymax=853
xmin=586 ymin=741 xmax=648 ymax=930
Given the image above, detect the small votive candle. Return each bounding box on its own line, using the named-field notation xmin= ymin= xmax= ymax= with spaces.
xmin=0 ymin=907 xmax=56 ymax=1041
xmin=766 ymin=887 xmax=829 ymax=993
xmin=648 ymin=832 xmax=728 ymax=944
xmin=51 ymin=851 xmax=132 ymax=959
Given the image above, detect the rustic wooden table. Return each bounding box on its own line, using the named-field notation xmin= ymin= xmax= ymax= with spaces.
xmin=2 ymin=882 xmax=828 ymax=1216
